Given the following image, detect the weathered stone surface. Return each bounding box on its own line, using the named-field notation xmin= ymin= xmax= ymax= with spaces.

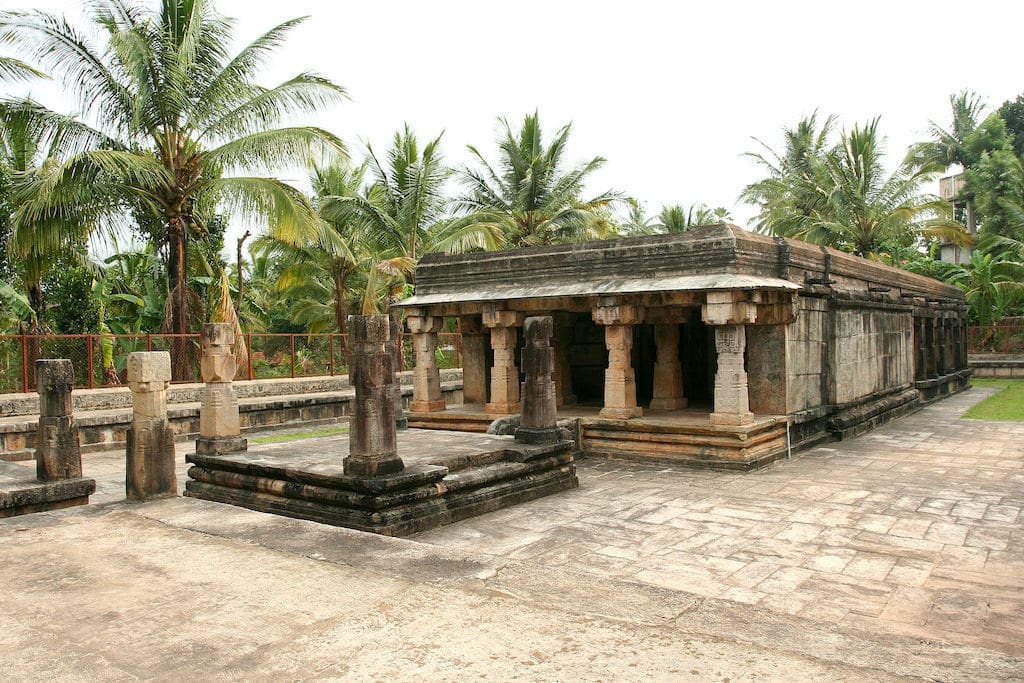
xmin=197 ymin=324 xmax=246 ymax=455
xmin=200 ymin=323 xmax=236 ymax=383
xmin=185 ymin=426 xmax=577 ymax=536
xmin=387 ymin=316 xmax=408 ymax=430
xmin=596 ymin=321 xmax=641 ymax=420
xmin=459 ymin=316 xmax=488 ymax=406
xmin=126 ymin=417 xmax=177 ymax=500
xmin=126 ymin=352 xmax=176 ymax=500
xmin=516 ymin=316 xmax=562 ymax=445
xmin=200 ymin=383 xmax=241 ymax=438
xmin=36 ymin=359 xmax=74 ymax=417
xmin=485 ymin=322 xmax=521 ymax=415
xmin=34 ymin=360 xmax=83 ymax=481
xmin=0 ymin=459 xmax=94 ymax=517
xmin=407 ymin=313 xmax=445 ymax=413
xmin=344 ymin=315 xmax=403 ymax=477
xmin=649 ymin=323 xmax=687 ymax=411
xmin=710 ymin=325 xmax=754 ymax=426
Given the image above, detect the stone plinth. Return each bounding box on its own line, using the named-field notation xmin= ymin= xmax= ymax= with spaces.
xmin=35 ymin=359 xmax=83 ymax=481
xmin=196 ymin=323 xmax=246 ymax=455
xmin=0 ymin=359 xmax=96 ymax=518
xmin=344 ymin=315 xmax=404 ymax=477
xmin=126 ymin=352 xmax=177 ymax=500
xmin=185 ymin=428 xmax=578 ymax=536
xmin=515 ymin=317 xmax=563 ymax=445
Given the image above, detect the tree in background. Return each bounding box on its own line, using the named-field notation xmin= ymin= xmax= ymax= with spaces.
xmin=742 ymin=115 xmax=965 ymax=258
xmin=455 ymin=112 xmax=624 ymax=247
xmin=0 ymin=0 xmax=348 ymax=358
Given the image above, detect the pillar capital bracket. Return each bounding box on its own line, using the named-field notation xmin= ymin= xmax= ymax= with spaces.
xmin=701 ymin=290 xmax=756 ymax=326
xmin=407 ymin=313 xmax=442 ymax=334
xmin=592 ymin=302 xmax=643 ymax=326
xmin=482 ymin=308 xmax=525 ymax=328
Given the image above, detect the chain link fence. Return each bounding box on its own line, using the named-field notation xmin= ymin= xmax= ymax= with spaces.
xmin=968 ymin=326 xmax=1024 ymax=354
xmin=0 ymin=331 xmax=465 ymax=392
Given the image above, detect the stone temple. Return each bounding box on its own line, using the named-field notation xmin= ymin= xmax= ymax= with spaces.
xmin=398 ymin=224 xmax=971 ymax=469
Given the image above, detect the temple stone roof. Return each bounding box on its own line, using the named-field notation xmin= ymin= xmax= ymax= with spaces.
xmin=397 ymin=224 xmax=964 ymax=307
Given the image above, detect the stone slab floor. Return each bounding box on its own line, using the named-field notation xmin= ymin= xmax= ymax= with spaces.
xmin=0 ymin=386 xmax=1021 ymax=679
xmin=418 ymin=387 xmax=1024 ymax=657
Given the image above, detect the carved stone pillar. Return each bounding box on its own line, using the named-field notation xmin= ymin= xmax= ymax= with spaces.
xmin=649 ymin=323 xmax=687 ymax=411
xmin=344 ymin=315 xmax=403 ymax=477
xmin=594 ymin=301 xmax=642 ymax=420
xmin=126 ymin=352 xmax=176 ymax=501
xmin=387 ymin=316 xmax=408 ymax=429
xmin=197 ymin=323 xmax=246 ymax=455
xmin=484 ymin=309 xmax=524 ymax=414
xmin=552 ymin=313 xmax=576 ymax=408
xmin=709 ymin=325 xmax=754 ymax=425
xmin=702 ymin=291 xmax=756 ymax=427
xmin=35 ymin=359 xmax=83 ymax=481
xmin=458 ymin=316 xmax=489 ymax=406
xmin=515 ymin=316 xmax=561 ymax=444
xmin=407 ymin=309 xmax=445 ymax=412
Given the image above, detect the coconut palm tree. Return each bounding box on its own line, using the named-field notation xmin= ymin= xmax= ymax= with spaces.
xmin=0 ymin=0 xmax=347 ymax=356
xmin=740 ymin=112 xmax=836 ymax=237
xmin=655 ymin=203 xmax=732 ymax=233
xmin=321 ymin=126 xmax=497 ymax=288
xmin=455 ymin=112 xmax=625 ymax=247
xmin=0 ymin=97 xmax=108 ymax=331
xmin=809 ymin=120 xmax=966 ymax=258
xmin=908 ymin=91 xmax=987 ymax=173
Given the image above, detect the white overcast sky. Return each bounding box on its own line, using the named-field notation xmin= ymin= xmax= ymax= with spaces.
xmin=4 ymin=0 xmax=1022 ymax=254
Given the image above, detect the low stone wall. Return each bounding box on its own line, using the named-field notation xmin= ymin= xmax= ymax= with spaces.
xmin=0 ymin=370 xmax=463 ymax=461
xmin=969 ymin=355 xmax=1024 ymax=379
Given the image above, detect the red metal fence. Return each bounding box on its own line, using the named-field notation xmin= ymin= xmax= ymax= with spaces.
xmin=968 ymin=326 xmax=1024 ymax=354
xmin=0 ymin=332 xmax=463 ymax=393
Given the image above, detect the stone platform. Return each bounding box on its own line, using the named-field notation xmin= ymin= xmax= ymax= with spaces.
xmin=184 ymin=429 xmax=577 ymax=536
xmin=408 ymin=404 xmax=790 ymax=469
xmin=0 ymin=460 xmax=95 ymax=518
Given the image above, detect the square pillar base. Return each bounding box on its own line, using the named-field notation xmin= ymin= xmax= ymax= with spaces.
xmin=486 ymin=402 xmax=521 ymax=415
xmin=709 ymin=411 xmax=755 ymax=426
xmin=599 ymin=406 xmax=643 ymax=420
xmin=196 ymin=436 xmax=248 ymax=455
xmin=343 ymin=453 xmax=405 ymax=477
xmin=410 ymin=399 xmax=446 ymax=413
xmin=649 ymin=397 xmax=688 ymax=411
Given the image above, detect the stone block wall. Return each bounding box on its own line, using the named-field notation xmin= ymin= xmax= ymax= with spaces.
xmin=831 ymin=308 xmax=914 ymax=405
xmin=785 ymin=296 xmax=828 ymax=414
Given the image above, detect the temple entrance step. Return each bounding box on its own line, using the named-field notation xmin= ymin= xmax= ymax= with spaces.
xmin=579 ymin=416 xmax=789 ymax=471
xmin=405 ymin=409 xmax=496 ymax=433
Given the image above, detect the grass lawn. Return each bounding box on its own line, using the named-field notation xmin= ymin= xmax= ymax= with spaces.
xmin=964 ymin=379 xmax=1024 ymax=421
xmin=250 ymin=426 xmax=349 ymax=445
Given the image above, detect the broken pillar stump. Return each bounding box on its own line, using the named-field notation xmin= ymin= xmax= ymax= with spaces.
xmin=126 ymin=352 xmax=176 ymax=501
xmin=515 ymin=316 xmax=563 ymax=445
xmin=0 ymin=359 xmax=95 ymax=518
xmin=344 ymin=314 xmax=404 ymax=477
xmin=35 ymin=359 xmax=83 ymax=481
xmin=196 ymin=323 xmax=247 ymax=455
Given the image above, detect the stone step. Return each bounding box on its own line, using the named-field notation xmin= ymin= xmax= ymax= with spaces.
xmin=406 ymin=410 xmax=495 ymax=433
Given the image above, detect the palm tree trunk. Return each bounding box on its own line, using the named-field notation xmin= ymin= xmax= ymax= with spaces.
xmin=332 ymin=265 xmax=351 ymax=335
xmin=167 ymin=217 xmax=191 ymax=380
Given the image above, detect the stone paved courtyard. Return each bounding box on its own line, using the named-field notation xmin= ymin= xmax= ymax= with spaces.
xmin=416 ymin=387 xmax=1024 ymax=656
xmin=1 ymin=385 xmax=1021 ymax=678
